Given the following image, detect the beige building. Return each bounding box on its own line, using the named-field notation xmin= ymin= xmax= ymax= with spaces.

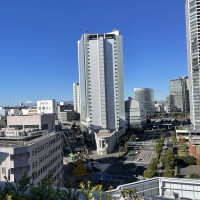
xmin=0 ymin=129 xmax=62 ymax=186
xmin=94 ymin=128 xmax=125 ymax=155
xmin=7 ymin=114 xmax=55 ymax=132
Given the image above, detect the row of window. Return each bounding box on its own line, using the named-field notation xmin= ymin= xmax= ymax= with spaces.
xmin=38 ymin=107 xmax=53 ymax=110
xmin=32 ymin=136 xmax=61 ymax=156
xmin=32 ymin=159 xmax=62 ymax=181
xmin=32 ymin=146 xmax=61 ymax=169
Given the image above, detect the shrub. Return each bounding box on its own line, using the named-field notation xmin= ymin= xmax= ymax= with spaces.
xmin=189 ymin=173 xmax=200 ymax=178
xmin=176 ymin=155 xmax=196 ymax=165
xmin=143 ymin=170 xmax=156 ymax=178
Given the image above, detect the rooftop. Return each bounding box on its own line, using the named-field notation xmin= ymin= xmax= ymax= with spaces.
xmin=0 ymin=129 xmax=58 ymax=148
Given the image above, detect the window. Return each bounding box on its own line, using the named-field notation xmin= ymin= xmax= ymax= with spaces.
xmin=2 ymin=167 xmax=6 ymax=174
xmin=190 ymin=1 xmax=195 ymax=7
xmin=190 ymin=7 xmax=196 ymax=13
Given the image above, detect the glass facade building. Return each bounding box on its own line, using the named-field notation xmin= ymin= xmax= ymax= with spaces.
xmin=169 ymin=77 xmax=189 ymax=112
xmin=186 ymin=0 xmax=200 ymax=129
xmin=78 ymin=30 xmax=125 ymax=131
xmin=134 ymin=88 xmax=154 ymax=116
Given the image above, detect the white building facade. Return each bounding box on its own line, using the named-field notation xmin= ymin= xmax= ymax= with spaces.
xmin=37 ymin=100 xmax=56 ymax=115
xmin=125 ymin=97 xmax=146 ymax=129
xmin=0 ymin=129 xmax=62 ymax=186
xmin=185 ymin=0 xmax=200 ymax=129
xmin=73 ymin=82 xmax=80 ymax=113
xmin=134 ymin=88 xmax=154 ymax=116
xmin=78 ymin=30 xmax=125 ymax=131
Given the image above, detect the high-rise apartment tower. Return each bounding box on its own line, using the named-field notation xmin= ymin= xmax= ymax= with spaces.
xmin=78 ymin=30 xmax=125 ymax=131
xmin=185 ymin=0 xmax=200 ymax=129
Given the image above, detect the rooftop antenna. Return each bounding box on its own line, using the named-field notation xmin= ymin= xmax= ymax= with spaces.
xmin=40 ymin=93 xmax=41 ymax=115
xmin=8 ymin=96 xmax=10 ymax=108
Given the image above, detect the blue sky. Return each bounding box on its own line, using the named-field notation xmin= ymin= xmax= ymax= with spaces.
xmin=0 ymin=0 xmax=187 ymax=106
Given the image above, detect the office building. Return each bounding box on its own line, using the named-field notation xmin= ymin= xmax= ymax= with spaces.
xmin=134 ymin=88 xmax=154 ymax=116
xmin=78 ymin=30 xmax=126 ymax=154
xmin=37 ymin=100 xmax=56 ymax=115
xmin=57 ymin=103 xmax=79 ymax=122
xmin=78 ymin=30 xmax=125 ymax=131
xmin=7 ymin=114 xmax=55 ymax=132
xmin=185 ymin=0 xmax=200 ymax=129
xmin=125 ymin=97 xmax=146 ymax=129
xmin=0 ymin=107 xmax=8 ymax=116
xmin=169 ymin=77 xmax=189 ymax=112
xmin=109 ymin=177 xmax=200 ymax=199
xmin=165 ymin=94 xmax=175 ymax=113
xmin=154 ymin=101 xmax=165 ymax=113
xmin=73 ymin=82 xmax=80 ymax=113
xmin=0 ymin=128 xmax=62 ymax=186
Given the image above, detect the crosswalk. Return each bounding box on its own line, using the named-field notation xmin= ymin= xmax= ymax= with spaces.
xmin=133 ymin=149 xmax=156 ymax=164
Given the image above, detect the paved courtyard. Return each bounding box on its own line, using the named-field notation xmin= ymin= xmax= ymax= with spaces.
xmin=179 ymin=165 xmax=200 ymax=178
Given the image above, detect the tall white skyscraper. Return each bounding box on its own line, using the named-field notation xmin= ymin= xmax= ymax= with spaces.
xmin=73 ymin=82 xmax=80 ymax=113
xmin=78 ymin=30 xmax=125 ymax=131
xmin=185 ymin=0 xmax=200 ymax=129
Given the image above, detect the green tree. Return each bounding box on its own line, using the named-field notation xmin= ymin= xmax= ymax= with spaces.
xmin=120 ymin=189 xmax=142 ymax=200
xmin=155 ymin=143 xmax=162 ymax=155
xmin=0 ymin=171 xmax=31 ymax=200
xmin=162 ymin=150 xmax=175 ymax=168
xmin=161 ymin=132 xmax=166 ymax=140
xmin=143 ymin=170 xmax=156 ymax=178
xmin=163 ymin=166 xmax=174 ymax=177
xmin=72 ymin=159 xmax=87 ymax=180
xmin=149 ymin=158 xmax=158 ymax=171
xmin=176 ymin=155 xmax=196 ymax=165
xmin=79 ymin=181 xmax=113 ymax=200
xmin=130 ymin=134 xmax=137 ymax=141
xmin=189 ymin=173 xmax=200 ymax=178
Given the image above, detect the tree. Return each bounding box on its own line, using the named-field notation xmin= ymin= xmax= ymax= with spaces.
xmin=176 ymin=155 xmax=196 ymax=165
xmin=72 ymin=159 xmax=87 ymax=180
xmin=183 ymin=155 xmax=196 ymax=165
xmin=120 ymin=188 xmax=142 ymax=200
xmin=155 ymin=143 xmax=162 ymax=155
xmin=171 ymin=131 xmax=176 ymax=143
xmin=162 ymin=150 xmax=175 ymax=168
xmin=161 ymin=132 xmax=166 ymax=140
xmin=143 ymin=170 xmax=156 ymax=178
xmin=163 ymin=166 xmax=174 ymax=177
xmin=0 ymin=171 xmax=141 ymax=200
xmin=149 ymin=158 xmax=158 ymax=171
xmin=178 ymin=135 xmax=185 ymax=147
xmin=189 ymin=173 xmax=200 ymax=178
xmin=130 ymin=134 xmax=137 ymax=141
xmin=119 ymin=146 xmax=126 ymax=153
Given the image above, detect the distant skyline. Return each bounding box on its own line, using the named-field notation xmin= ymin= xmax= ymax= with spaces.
xmin=0 ymin=0 xmax=187 ymax=106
